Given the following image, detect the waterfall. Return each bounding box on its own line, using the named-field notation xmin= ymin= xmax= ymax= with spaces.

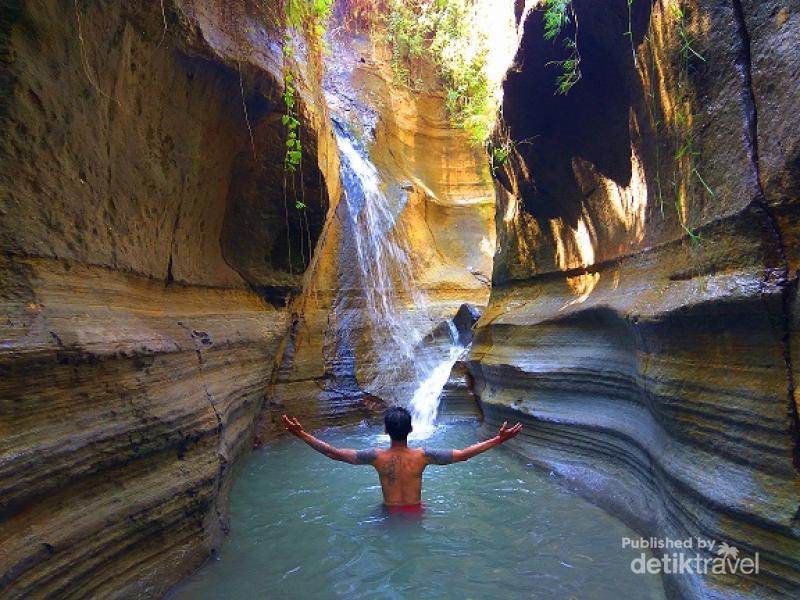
xmin=334 ymin=126 xmax=461 ymax=433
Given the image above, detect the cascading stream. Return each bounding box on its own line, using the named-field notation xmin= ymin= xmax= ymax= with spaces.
xmin=408 ymin=321 xmax=464 ymax=430
xmin=334 ymin=126 xmax=462 ymax=433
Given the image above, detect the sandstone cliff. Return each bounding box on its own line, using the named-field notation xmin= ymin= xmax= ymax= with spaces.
xmin=468 ymin=0 xmax=800 ymax=597
xmin=0 ymin=1 xmax=334 ymax=596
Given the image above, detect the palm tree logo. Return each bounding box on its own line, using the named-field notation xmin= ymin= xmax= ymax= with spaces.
xmin=717 ymin=542 xmax=739 ymax=561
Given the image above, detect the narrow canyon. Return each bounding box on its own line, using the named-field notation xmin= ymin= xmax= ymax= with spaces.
xmin=0 ymin=1 xmax=798 ymax=598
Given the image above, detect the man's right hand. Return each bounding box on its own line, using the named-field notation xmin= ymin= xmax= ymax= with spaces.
xmin=496 ymin=421 xmax=523 ymax=443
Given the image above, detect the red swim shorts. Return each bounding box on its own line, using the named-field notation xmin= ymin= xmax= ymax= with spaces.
xmin=385 ymin=503 xmax=425 ymax=515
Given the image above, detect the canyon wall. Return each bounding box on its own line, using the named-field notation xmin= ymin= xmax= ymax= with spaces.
xmin=0 ymin=1 xmax=335 ymax=596
xmin=468 ymin=0 xmax=799 ymax=597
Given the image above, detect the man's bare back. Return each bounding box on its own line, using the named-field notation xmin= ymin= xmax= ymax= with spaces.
xmin=282 ymin=407 xmax=523 ymax=507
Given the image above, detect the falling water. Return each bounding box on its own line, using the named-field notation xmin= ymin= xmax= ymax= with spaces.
xmin=408 ymin=321 xmax=463 ymax=432
xmin=336 ymin=128 xmax=426 ymax=358
xmin=335 ymin=126 xmax=460 ymax=432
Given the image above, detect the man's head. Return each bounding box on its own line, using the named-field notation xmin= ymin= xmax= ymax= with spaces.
xmin=384 ymin=406 xmax=412 ymax=441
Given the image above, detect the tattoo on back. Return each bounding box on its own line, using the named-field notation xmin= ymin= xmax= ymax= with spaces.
xmin=424 ymin=448 xmax=454 ymax=465
xmin=356 ymin=449 xmax=378 ymax=464
xmin=384 ymin=456 xmax=398 ymax=484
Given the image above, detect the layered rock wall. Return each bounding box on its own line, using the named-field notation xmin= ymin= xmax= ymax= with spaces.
xmin=469 ymin=0 xmax=800 ymax=597
xmin=0 ymin=1 xmax=333 ymax=596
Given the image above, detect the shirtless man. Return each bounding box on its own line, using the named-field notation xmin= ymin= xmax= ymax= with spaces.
xmin=281 ymin=406 xmax=523 ymax=511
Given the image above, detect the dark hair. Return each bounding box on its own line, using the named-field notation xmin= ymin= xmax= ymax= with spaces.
xmin=384 ymin=406 xmax=412 ymax=441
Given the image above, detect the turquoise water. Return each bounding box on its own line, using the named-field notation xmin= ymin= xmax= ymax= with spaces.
xmin=171 ymin=422 xmax=665 ymax=599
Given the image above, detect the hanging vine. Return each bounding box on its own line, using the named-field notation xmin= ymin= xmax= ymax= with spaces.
xmin=279 ymin=0 xmax=333 ymax=272
xmin=670 ymin=3 xmax=711 ymax=242
xmin=541 ymin=0 xmax=582 ymax=95
xmin=625 ymin=0 xmax=637 ymax=65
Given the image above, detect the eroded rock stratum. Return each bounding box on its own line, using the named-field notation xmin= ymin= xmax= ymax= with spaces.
xmin=468 ymin=1 xmax=800 ymax=597
xmin=0 ymin=1 xmax=334 ymax=596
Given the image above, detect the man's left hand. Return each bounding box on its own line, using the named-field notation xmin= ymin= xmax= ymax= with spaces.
xmin=282 ymin=414 xmax=305 ymax=436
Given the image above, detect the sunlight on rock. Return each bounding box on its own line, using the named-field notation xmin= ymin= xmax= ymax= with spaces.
xmin=552 ymin=216 xmax=596 ymax=271
xmin=600 ymin=139 xmax=649 ymax=243
xmin=474 ymin=0 xmax=518 ymax=102
xmin=502 ymin=194 xmax=518 ymax=224
xmin=562 ymin=272 xmax=601 ymax=309
xmin=552 ymin=217 xmax=600 ymax=309
xmin=480 ymin=235 xmax=495 ymax=258
xmin=4 ymin=0 xmax=799 ymax=598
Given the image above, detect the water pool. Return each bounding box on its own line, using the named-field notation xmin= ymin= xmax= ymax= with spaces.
xmin=171 ymin=422 xmax=665 ymax=599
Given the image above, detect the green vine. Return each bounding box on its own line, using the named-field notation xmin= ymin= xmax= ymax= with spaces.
xmin=541 ymin=0 xmax=581 ymax=95
xmin=281 ymin=0 xmax=333 ymax=189
xmin=281 ymin=69 xmax=303 ymax=183
xmin=625 ymin=0 xmax=636 ymax=65
xmin=673 ymin=4 xmax=706 ymax=66
xmin=279 ymin=0 xmax=333 ymax=272
xmin=670 ymin=3 xmax=711 ymax=242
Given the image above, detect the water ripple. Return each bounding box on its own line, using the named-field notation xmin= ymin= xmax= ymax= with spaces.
xmin=171 ymin=423 xmax=666 ymax=600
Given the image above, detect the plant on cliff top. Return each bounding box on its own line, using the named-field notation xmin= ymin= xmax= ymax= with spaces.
xmin=350 ymin=0 xmax=496 ymax=144
xmin=429 ymin=1 xmax=494 ymax=142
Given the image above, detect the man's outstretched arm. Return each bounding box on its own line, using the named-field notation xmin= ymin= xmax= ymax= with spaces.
xmin=425 ymin=421 xmax=523 ymax=464
xmin=281 ymin=415 xmax=377 ymax=465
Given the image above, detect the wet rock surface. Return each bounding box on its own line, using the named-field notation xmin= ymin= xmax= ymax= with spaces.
xmin=436 ymin=360 xmax=481 ymax=423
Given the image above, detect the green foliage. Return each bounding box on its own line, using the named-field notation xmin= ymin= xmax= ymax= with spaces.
xmin=550 ymin=38 xmax=581 ymax=95
xmin=285 ymin=0 xmax=334 ymax=38
xmin=541 ymin=0 xmax=581 ymax=95
xmin=542 ymin=0 xmax=571 ymax=40
xmin=672 ymin=4 xmax=712 ymax=240
xmin=374 ymin=0 xmax=495 ymax=144
xmin=488 ymin=134 xmax=536 ymax=173
xmin=491 ymin=144 xmax=510 ymax=171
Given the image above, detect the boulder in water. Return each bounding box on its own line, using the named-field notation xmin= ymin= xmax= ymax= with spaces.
xmin=452 ymin=303 xmax=483 ymax=346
